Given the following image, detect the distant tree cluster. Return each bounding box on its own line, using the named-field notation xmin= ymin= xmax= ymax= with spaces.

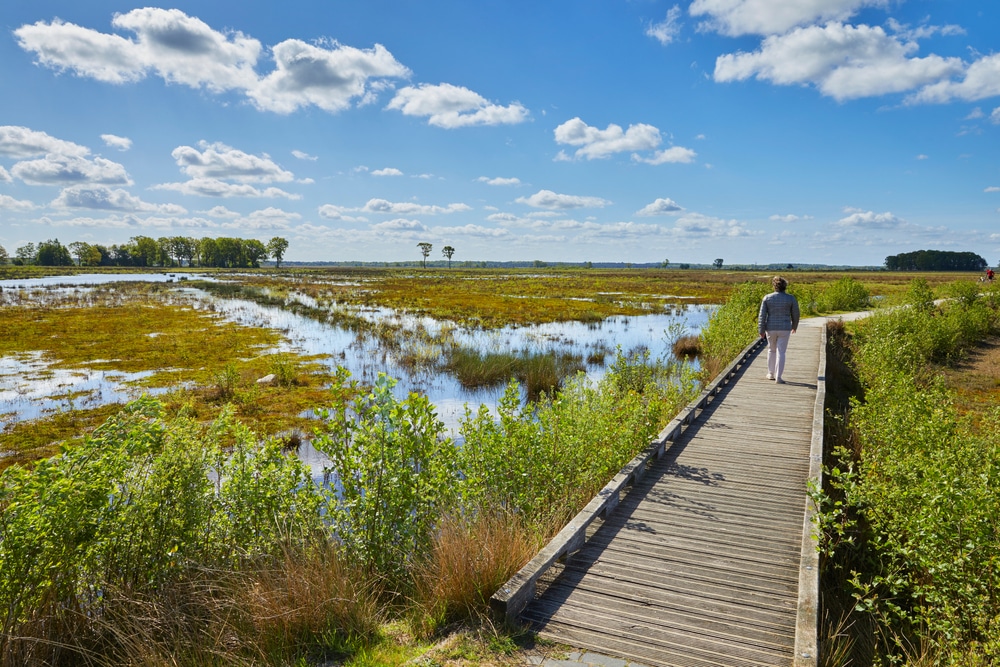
xmin=6 ymin=236 xmax=289 ymax=268
xmin=884 ymin=250 xmax=987 ymax=272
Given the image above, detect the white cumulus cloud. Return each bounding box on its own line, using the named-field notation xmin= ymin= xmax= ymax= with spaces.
xmin=910 ymin=54 xmax=1000 ymax=104
xmin=292 ymin=150 xmax=317 ymax=161
xmin=15 ymin=9 xmax=410 ymax=116
xmin=0 ymin=194 xmax=35 ymax=211
xmin=16 ymin=8 xmax=260 ymax=90
xmin=251 ymin=39 xmax=409 ymax=113
xmin=0 ymin=125 xmax=90 ymax=158
xmin=51 ymin=185 xmax=186 ymax=214
xmin=372 ymin=167 xmax=403 ymax=176
xmin=100 ymin=134 xmax=132 ymax=151
xmin=714 ymin=23 xmax=964 ymax=101
xmin=172 ymin=141 xmax=294 ymax=183
xmin=387 ymin=83 xmax=529 ymax=128
xmin=515 ymin=189 xmax=611 ymax=210
xmin=636 ymin=198 xmax=684 ymax=216
xmin=835 ymin=207 xmax=906 ymax=228
xmin=554 ymin=117 xmax=661 ymax=160
xmin=690 ymin=0 xmax=883 ymax=37
xmin=11 ymin=154 xmax=132 ymax=186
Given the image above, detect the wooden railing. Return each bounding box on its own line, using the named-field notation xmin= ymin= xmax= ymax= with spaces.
xmin=490 ymin=335 xmax=767 ymax=623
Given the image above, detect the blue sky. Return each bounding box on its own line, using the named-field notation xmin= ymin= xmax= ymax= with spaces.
xmin=1 ymin=0 xmax=999 ymax=266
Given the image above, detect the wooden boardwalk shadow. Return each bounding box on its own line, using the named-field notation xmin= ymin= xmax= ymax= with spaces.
xmin=518 ymin=325 xmax=825 ymax=667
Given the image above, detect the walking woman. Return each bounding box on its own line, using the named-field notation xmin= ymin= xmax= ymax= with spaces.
xmin=758 ymin=276 xmax=800 ymax=384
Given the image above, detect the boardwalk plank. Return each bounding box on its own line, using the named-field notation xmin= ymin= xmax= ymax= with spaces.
xmin=522 ymin=324 xmax=822 ymax=666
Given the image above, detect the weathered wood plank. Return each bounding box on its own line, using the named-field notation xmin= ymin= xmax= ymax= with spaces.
xmin=498 ymin=325 xmax=823 ymax=666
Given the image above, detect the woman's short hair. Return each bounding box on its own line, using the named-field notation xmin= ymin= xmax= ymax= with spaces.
xmin=772 ymin=276 xmax=788 ymax=292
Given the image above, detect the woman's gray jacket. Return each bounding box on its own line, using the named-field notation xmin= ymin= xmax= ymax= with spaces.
xmin=758 ymin=291 xmax=800 ymax=335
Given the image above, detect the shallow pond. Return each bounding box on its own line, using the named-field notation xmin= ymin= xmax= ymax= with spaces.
xmin=1 ymin=273 xmax=712 ymax=478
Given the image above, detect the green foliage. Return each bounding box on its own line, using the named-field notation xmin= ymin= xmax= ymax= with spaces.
xmin=0 ymin=397 xmax=325 ymax=646
xmin=903 ymin=277 xmax=936 ymax=311
xmin=457 ymin=349 xmax=700 ymax=530
xmin=853 ymin=298 xmax=995 ymax=375
xmin=819 ymin=298 xmax=1000 ymax=663
xmin=946 ymin=279 xmax=981 ymax=309
xmin=817 ymin=276 xmax=871 ymax=313
xmin=700 ymin=280 xmax=770 ymax=366
xmin=313 ymin=372 xmax=460 ymax=584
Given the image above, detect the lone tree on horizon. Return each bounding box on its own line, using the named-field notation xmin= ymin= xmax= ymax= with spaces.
xmin=417 ymin=242 xmax=433 ymax=268
xmin=267 ymin=237 xmax=289 ymax=268
xmin=442 ymin=245 xmax=455 ymax=268
xmin=713 ymin=258 xmax=724 ymax=269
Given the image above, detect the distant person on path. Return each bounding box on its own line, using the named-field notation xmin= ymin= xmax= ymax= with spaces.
xmin=758 ymin=276 xmax=800 ymax=384
xmin=987 ymin=268 xmax=995 ymax=282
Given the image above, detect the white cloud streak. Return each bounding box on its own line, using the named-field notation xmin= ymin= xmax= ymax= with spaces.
xmin=714 ymin=23 xmax=964 ymax=101
xmin=0 ymin=125 xmax=89 ymax=158
xmin=477 ymin=176 xmax=521 ymax=186
xmin=387 ymin=83 xmax=529 ymax=128
xmin=101 ymin=134 xmax=132 ymax=151
xmin=363 ymin=198 xmax=471 ymax=215
xmin=647 ymin=5 xmax=683 ymax=45
xmin=51 ymin=185 xmax=186 ymax=214
xmin=689 ymin=0 xmax=884 ymax=37
xmin=0 ymin=194 xmax=35 ymax=211
xmin=515 ymin=189 xmax=611 ymax=210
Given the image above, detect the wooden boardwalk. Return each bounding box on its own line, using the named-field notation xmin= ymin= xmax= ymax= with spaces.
xmin=515 ymin=323 xmax=825 ymax=667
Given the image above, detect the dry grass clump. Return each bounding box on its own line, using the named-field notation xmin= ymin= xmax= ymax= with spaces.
xmin=411 ymin=512 xmax=541 ymax=638
xmin=0 ymin=543 xmax=380 ymax=667
xmin=671 ymin=334 xmax=702 ymax=359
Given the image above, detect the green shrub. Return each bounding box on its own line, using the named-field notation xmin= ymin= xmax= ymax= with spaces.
xmin=700 ymin=280 xmax=770 ymax=370
xmin=817 ymin=276 xmax=871 ymax=313
xmin=312 ymin=371 xmax=460 ymax=585
xmin=457 ymin=349 xmax=700 ymax=531
xmin=0 ymin=397 xmax=328 ymax=664
xmin=903 ymin=277 xmax=936 ymax=311
xmin=820 ymin=295 xmax=1000 ymax=662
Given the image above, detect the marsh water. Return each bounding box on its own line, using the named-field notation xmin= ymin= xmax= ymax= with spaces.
xmin=1 ymin=273 xmax=712 ymax=475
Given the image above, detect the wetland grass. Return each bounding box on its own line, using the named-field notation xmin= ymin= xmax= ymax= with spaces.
xmin=444 ymin=347 xmax=585 ymax=399
xmin=0 ymin=285 xmax=332 ymax=467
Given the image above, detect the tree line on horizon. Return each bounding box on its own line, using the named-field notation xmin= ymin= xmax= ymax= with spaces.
xmin=0 ymin=236 xmax=289 ymax=269
xmin=884 ymin=249 xmax=988 ymax=272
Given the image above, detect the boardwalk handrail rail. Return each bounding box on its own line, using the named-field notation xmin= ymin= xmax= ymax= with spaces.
xmin=794 ymin=322 xmax=826 ymax=667
xmin=490 ymin=335 xmax=766 ymax=624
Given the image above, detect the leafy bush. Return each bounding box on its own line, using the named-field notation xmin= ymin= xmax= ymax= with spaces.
xmin=817 ymin=276 xmax=871 ymax=313
xmin=0 ymin=397 xmax=330 ymax=665
xmin=700 ymin=280 xmax=770 ymax=372
xmin=313 ymin=372 xmax=460 ymax=586
xmin=819 ymin=296 xmax=1000 ymax=663
xmin=903 ymin=277 xmax=936 ymax=311
xmin=457 ymin=349 xmax=700 ymax=531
